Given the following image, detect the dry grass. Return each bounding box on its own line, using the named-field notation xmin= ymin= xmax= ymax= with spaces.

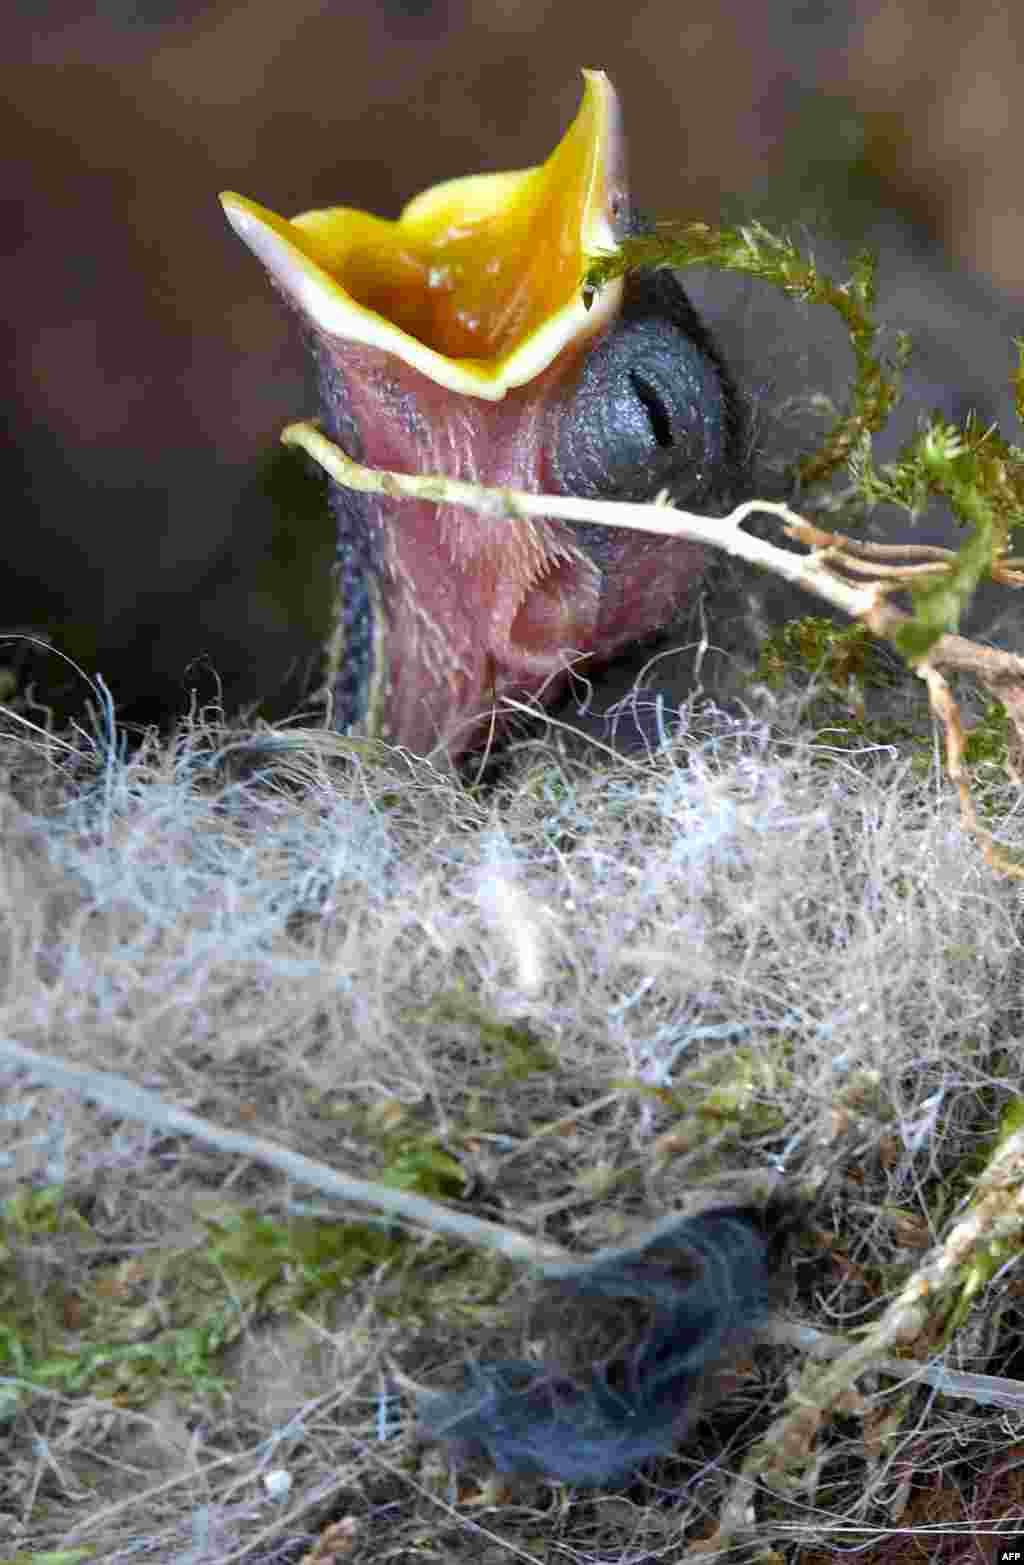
xmin=2 ymin=674 xmax=1024 ymax=1562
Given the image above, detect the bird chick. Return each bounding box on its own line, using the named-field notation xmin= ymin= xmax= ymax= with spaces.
xmin=221 ymin=71 xmax=743 ymax=761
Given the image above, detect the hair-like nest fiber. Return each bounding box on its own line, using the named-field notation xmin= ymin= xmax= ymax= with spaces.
xmin=418 ymin=1195 xmax=801 ymax=1485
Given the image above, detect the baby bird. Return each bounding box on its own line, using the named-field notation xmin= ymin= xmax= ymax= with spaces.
xmin=222 ymin=71 xmax=743 ymax=761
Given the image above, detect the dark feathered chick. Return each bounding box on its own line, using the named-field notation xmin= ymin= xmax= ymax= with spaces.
xmin=222 ymin=71 xmax=742 ymax=760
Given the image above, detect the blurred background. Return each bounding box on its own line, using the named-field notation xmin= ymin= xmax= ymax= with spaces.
xmin=5 ymin=0 xmax=1024 ymax=728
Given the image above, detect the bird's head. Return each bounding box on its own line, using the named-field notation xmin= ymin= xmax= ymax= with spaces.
xmin=221 ymin=70 xmax=741 ymax=759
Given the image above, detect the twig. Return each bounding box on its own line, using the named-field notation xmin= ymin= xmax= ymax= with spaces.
xmin=767 ymin=1319 xmax=1024 ymax=1411
xmin=714 ymin=1123 xmax=1024 ymax=1545
xmin=282 ymin=421 xmax=878 ymax=621
xmin=283 ymin=421 xmax=1024 ymax=876
xmin=0 ymin=1038 xmax=566 ymax=1267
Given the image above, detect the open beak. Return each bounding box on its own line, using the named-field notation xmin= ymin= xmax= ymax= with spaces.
xmin=222 ymin=70 xmax=738 ymax=759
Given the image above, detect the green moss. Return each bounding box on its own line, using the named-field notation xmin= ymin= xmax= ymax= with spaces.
xmin=199 ymin=1202 xmax=403 ymax=1303
xmin=377 ymin=1139 xmax=467 ymax=1200
xmin=755 ymin=616 xmax=900 ymax=700
xmin=0 ymin=1184 xmax=409 ymax=1412
xmin=585 ymin=223 xmax=908 ymax=490
xmin=750 ymin=615 xmax=931 ymax=762
xmin=963 ymin=698 xmax=1011 ymax=767
xmin=3 ymin=1552 xmax=98 ymax=1563
xmin=930 ymin=1091 xmax=1024 ymax=1337
xmin=997 ymin=1096 xmax=1024 ymax=1141
xmin=947 ymin=1227 xmax=1024 ymax=1334
xmin=0 ymin=1184 xmax=95 ymax=1248
xmin=0 ymin=1187 xmax=101 ymax=1419
xmin=853 ymin=416 xmax=1024 ymax=660
xmin=620 ymin=1043 xmax=792 ymax=1166
xmin=586 ymin=227 xmax=1024 ymax=662
xmin=312 ymin=1094 xmax=473 ymax=1200
xmin=422 ymin=985 xmax=558 ymax=1083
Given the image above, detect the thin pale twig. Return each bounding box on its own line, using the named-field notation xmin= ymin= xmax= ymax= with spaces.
xmin=283 ymin=421 xmax=1024 ymax=877
xmin=0 ymin=1038 xmax=567 ymax=1267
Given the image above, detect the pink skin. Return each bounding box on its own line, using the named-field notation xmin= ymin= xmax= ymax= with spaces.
xmin=222 ymin=79 xmax=726 ymax=760
xmin=321 ymin=332 xmax=707 ymax=758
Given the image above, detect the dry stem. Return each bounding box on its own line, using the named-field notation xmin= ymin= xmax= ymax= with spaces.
xmin=283 ymin=419 xmax=1024 ymax=876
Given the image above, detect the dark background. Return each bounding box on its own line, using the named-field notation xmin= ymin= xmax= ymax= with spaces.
xmin=5 ymin=0 xmax=1024 ymax=726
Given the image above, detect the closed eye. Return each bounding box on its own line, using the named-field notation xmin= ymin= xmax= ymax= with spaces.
xmin=629 ymin=370 xmax=674 ymax=449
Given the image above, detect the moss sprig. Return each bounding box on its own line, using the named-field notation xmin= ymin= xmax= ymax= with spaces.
xmin=586 ymin=222 xmax=1024 ymax=666
xmin=584 ymin=220 xmax=909 ymax=487
xmin=852 ymin=413 xmax=1024 ymax=658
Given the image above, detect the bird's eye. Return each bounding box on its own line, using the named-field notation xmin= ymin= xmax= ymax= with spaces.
xmin=553 ymin=273 xmax=737 ymax=509
xmin=629 ymin=368 xmax=675 ymax=449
